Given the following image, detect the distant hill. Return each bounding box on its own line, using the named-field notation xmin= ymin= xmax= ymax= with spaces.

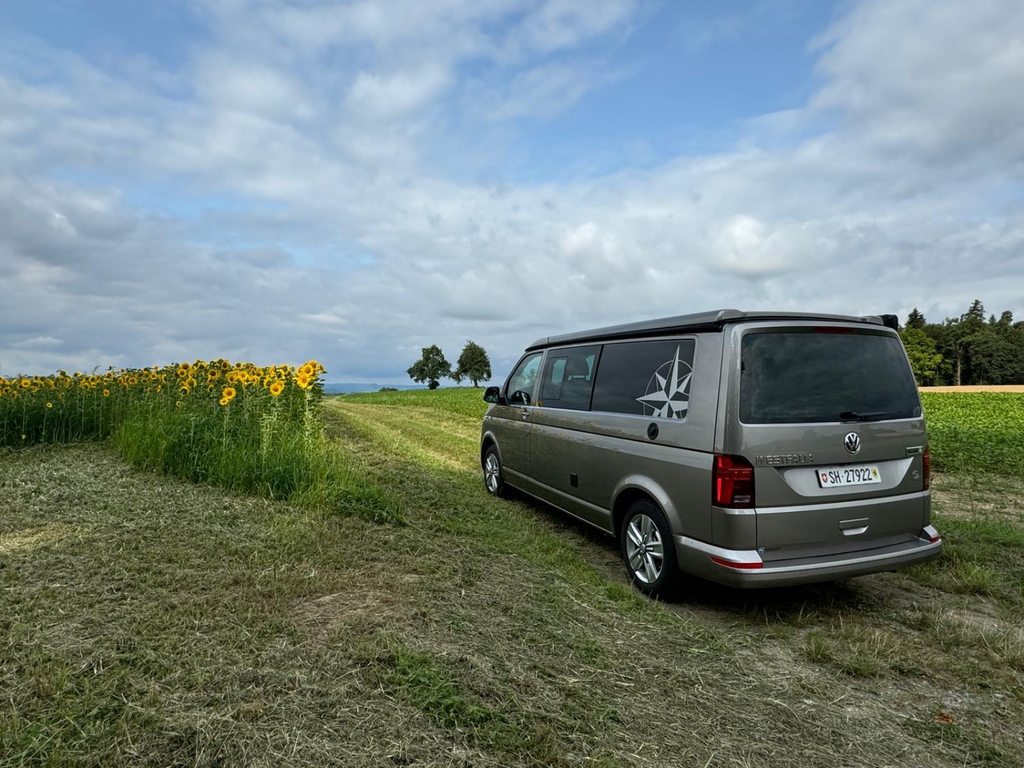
xmin=323 ymin=382 xmax=426 ymax=394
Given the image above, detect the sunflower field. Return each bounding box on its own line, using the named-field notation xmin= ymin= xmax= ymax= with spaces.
xmin=0 ymin=360 xmax=396 ymax=518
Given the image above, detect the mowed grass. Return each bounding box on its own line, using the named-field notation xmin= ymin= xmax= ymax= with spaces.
xmin=1 ymin=388 xmax=1022 ymax=766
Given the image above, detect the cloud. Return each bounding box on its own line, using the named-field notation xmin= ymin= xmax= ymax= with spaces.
xmin=510 ymin=0 xmax=640 ymax=55
xmin=472 ymin=59 xmax=624 ymax=121
xmin=0 ymin=0 xmax=1023 ymax=382
xmin=811 ymin=0 xmax=1024 ymax=175
xmin=196 ymin=57 xmax=316 ymax=122
xmin=9 ymin=336 xmax=62 ymax=350
xmin=346 ymin=64 xmax=452 ymax=121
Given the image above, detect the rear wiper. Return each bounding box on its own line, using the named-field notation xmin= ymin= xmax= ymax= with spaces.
xmin=839 ymin=410 xmax=890 ymax=422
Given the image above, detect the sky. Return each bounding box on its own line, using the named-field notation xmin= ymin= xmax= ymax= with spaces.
xmin=1 ymin=0 xmax=1023 ymax=383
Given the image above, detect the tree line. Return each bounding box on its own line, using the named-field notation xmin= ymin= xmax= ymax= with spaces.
xmin=407 ymin=340 xmax=492 ymax=389
xmin=900 ymin=300 xmax=1024 ymax=385
xmin=405 ymin=301 xmax=1023 ymax=391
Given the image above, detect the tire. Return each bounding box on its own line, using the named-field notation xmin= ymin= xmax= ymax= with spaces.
xmin=482 ymin=445 xmax=507 ymax=497
xmin=620 ymin=499 xmax=680 ymax=599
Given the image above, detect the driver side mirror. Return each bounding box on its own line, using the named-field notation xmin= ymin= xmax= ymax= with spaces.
xmin=483 ymin=386 xmax=503 ymax=404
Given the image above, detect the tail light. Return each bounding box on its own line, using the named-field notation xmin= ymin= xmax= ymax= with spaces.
xmin=923 ymin=445 xmax=931 ymax=490
xmin=713 ymin=454 xmax=755 ymax=508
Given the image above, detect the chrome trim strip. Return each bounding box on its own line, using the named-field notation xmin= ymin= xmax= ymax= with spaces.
xmin=754 ymin=490 xmax=928 ymax=516
xmin=714 ymin=506 xmax=756 ymax=517
xmin=676 ymin=535 xmax=941 ymax=573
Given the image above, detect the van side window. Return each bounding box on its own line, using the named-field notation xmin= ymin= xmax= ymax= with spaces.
xmin=540 ymin=345 xmax=600 ymax=410
xmin=591 ymin=339 xmax=696 ymax=419
xmin=505 ymin=353 xmax=542 ymax=405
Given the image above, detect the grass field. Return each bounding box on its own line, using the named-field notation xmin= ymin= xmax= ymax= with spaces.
xmin=1 ymin=388 xmax=1022 ymax=766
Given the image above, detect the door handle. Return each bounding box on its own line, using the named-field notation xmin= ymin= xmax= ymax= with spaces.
xmin=839 ymin=518 xmax=869 ymax=536
xmin=519 ymin=408 xmax=530 ymax=421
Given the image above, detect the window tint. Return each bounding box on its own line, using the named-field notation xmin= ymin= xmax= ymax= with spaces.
xmin=540 ymin=345 xmax=599 ymax=410
xmin=505 ymin=353 xmax=542 ymax=404
xmin=591 ymin=339 xmax=696 ymax=419
xmin=739 ymin=331 xmax=921 ymax=424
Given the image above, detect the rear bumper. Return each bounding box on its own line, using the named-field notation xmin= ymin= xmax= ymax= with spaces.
xmin=675 ymin=527 xmax=943 ymax=588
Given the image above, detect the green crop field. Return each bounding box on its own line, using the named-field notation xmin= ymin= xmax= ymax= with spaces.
xmin=1 ymin=385 xmax=1022 ymax=767
xmin=921 ymin=392 xmax=1024 ymax=477
xmin=342 ymin=386 xmax=491 ymax=420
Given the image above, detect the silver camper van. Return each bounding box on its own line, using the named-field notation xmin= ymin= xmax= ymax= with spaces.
xmin=480 ymin=310 xmax=942 ymax=597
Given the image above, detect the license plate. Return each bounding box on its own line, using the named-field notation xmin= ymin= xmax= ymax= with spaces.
xmin=816 ymin=464 xmax=881 ymax=488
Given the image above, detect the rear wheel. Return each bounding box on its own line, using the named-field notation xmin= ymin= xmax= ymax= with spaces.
xmin=482 ymin=445 xmax=507 ymax=497
xmin=620 ymin=499 xmax=680 ymax=599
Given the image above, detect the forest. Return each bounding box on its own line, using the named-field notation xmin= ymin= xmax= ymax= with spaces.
xmin=900 ymin=300 xmax=1024 ymax=385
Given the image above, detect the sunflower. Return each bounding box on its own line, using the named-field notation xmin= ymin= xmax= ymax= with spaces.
xmin=222 ymin=386 xmax=237 ymax=401
xmin=219 ymin=396 xmax=231 ymax=407
xmin=103 ymin=389 xmax=110 ymax=397
xmin=269 ymin=381 xmax=285 ymax=397
xmin=45 ymin=402 xmax=53 ymax=409
xmin=180 ymin=384 xmax=191 ymax=396
xmin=296 ymin=373 xmax=311 ymax=390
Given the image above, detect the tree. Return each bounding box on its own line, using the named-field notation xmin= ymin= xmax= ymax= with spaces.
xmin=899 ymin=327 xmax=943 ymax=385
xmin=961 ymin=299 xmax=986 ymax=330
xmin=913 ymin=299 xmax=1024 ymax=385
xmin=407 ymin=345 xmax=451 ymax=390
xmin=906 ymin=307 xmax=926 ymax=330
xmin=966 ymin=334 xmax=1024 ymax=384
xmin=453 ymin=341 xmax=492 ymax=387
xmin=934 ymin=319 xmax=966 ymax=385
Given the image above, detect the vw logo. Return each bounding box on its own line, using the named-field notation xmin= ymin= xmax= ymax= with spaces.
xmin=844 ymin=432 xmax=861 ymax=454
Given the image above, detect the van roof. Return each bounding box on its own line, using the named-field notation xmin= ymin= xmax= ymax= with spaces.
xmin=526 ymin=309 xmax=889 ymax=350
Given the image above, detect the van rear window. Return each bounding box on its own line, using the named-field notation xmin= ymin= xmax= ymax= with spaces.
xmin=739 ymin=331 xmax=921 ymax=424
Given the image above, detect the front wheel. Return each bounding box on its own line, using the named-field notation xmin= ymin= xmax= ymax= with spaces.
xmin=482 ymin=445 xmax=507 ymax=497
xmin=620 ymin=500 xmax=680 ymax=599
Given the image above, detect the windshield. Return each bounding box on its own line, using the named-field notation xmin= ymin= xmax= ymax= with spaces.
xmin=739 ymin=330 xmax=921 ymax=424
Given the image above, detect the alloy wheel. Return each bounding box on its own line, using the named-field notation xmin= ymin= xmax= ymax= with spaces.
xmin=625 ymin=513 xmax=664 ymax=584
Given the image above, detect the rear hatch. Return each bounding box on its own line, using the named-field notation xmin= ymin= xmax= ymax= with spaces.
xmin=726 ymin=324 xmax=928 ymax=560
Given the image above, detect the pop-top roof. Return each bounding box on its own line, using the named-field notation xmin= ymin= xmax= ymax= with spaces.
xmin=525 ymin=309 xmax=888 ymax=351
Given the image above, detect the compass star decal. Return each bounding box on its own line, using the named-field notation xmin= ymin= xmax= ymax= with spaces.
xmin=636 ymin=345 xmax=692 ymax=419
